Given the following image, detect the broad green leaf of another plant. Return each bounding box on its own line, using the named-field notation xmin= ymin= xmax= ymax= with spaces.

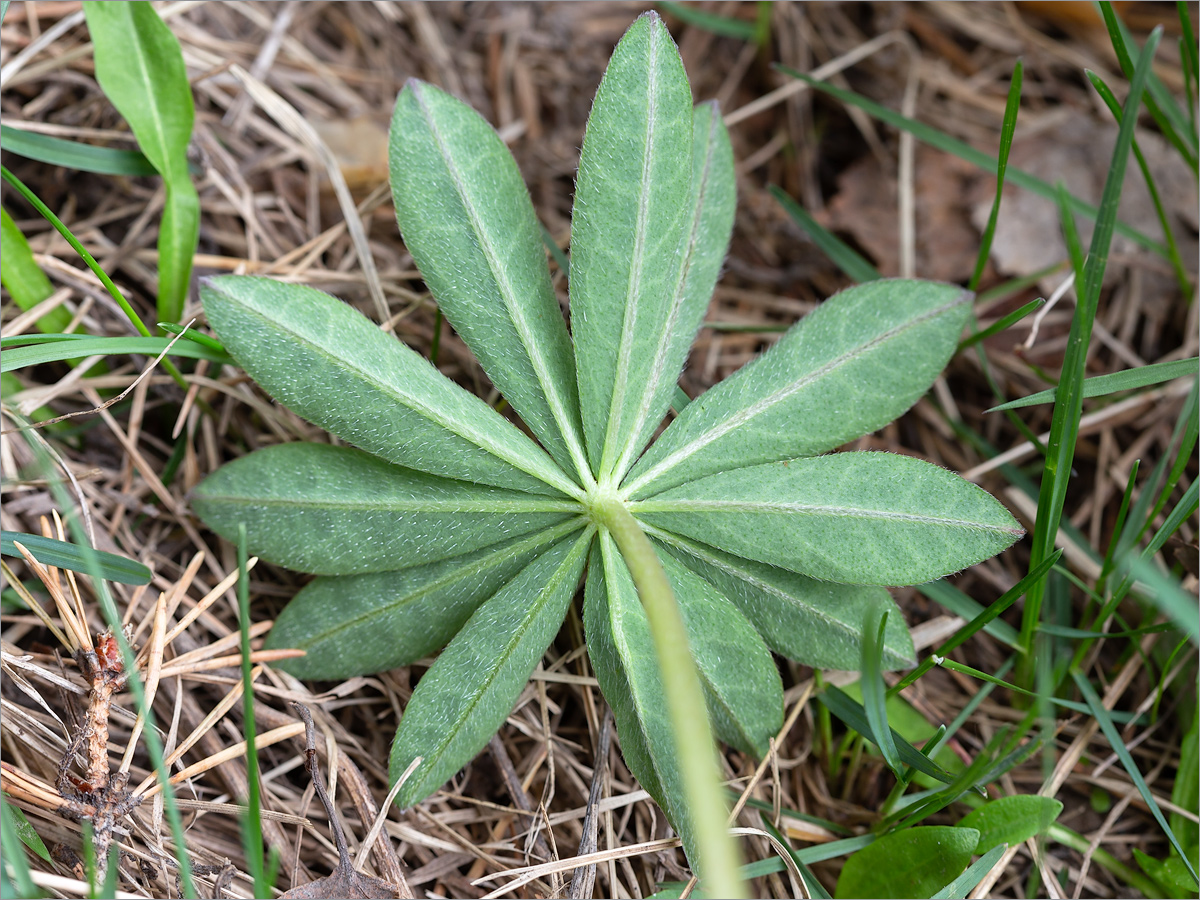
xmin=957 ymin=795 xmax=1063 ymax=855
xmin=834 ymin=827 xmax=978 ymax=900
xmin=390 ymin=529 xmax=591 ymax=807
xmin=83 ymin=0 xmax=198 ymax=324
xmin=1 ymin=205 xmax=69 ymax=333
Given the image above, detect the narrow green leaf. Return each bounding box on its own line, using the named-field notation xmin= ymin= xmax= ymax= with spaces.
xmin=200 ymin=275 xmax=580 ymax=497
xmin=957 ymin=297 xmax=1044 ymax=352
xmin=83 ymin=0 xmax=198 ymax=323
xmin=769 ymin=185 xmax=882 ymax=283
xmin=583 ymin=534 xmax=692 ymax=858
xmin=659 ymin=1 xmax=759 ymax=41
xmin=389 ymin=80 xmax=588 ymax=480
xmin=834 ymin=827 xmax=978 ymax=899
xmin=776 ymin=66 xmax=1168 ymax=257
xmin=624 ymin=280 xmax=972 ymax=498
xmin=1 ymin=127 xmax=159 ymax=176
xmin=390 ymin=529 xmax=591 ymax=807
xmin=1 ymin=205 xmax=69 ymax=333
xmin=917 ymin=579 xmax=1020 ymax=647
xmin=3 ymin=803 xmax=51 ymax=863
xmin=265 ymin=521 xmax=586 ymax=679
xmin=191 ymin=443 xmax=577 ymax=576
xmin=651 ymin=528 xmax=916 ymax=670
xmin=819 ymin=686 xmax=957 ymax=785
xmin=636 ymin=452 xmax=1023 ymax=586
xmin=610 ymin=101 xmax=738 ymax=484
xmin=861 ymin=603 xmax=900 ymax=776
xmin=970 ymin=61 xmax=1022 ymax=291
xmin=1 ymin=531 xmax=152 ymax=585
xmin=957 ymin=795 xmax=1063 ymax=855
xmin=658 ymin=551 xmax=783 ymax=758
xmin=1073 ymin=669 xmax=1198 ymax=884
xmin=929 ymin=843 xmax=1010 ymax=899
xmin=1 ymin=796 xmax=38 ymax=900
xmin=1 ymin=335 xmax=230 ymax=372
xmin=569 ymin=12 xmax=694 ymax=476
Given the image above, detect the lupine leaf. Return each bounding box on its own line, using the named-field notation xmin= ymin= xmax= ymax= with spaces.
xmin=200 ymin=276 xmax=578 ymax=496
xmin=389 ymin=80 xmax=587 ymax=479
xmin=650 ymin=528 xmax=915 ymax=670
xmin=659 ymin=550 xmax=783 ymax=758
xmin=623 ymin=280 xmax=973 ymax=498
xmin=636 ymin=452 xmax=1023 ymax=585
xmin=191 ymin=443 xmax=577 ymax=576
xmin=568 ymin=12 xmax=694 ymax=478
xmin=265 ymin=521 xmax=586 ymax=679
xmin=390 ymin=529 xmax=591 ymax=807
xmin=609 ymin=101 xmax=738 ymax=484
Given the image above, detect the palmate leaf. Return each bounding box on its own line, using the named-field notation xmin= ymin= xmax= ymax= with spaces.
xmin=649 ymin=529 xmax=916 ymax=670
xmin=390 ymin=529 xmax=591 ymax=808
xmin=265 ymin=520 xmax=586 ymax=679
xmin=568 ymin=12 xmax=695 ymax=479
xmin=192 ymin=443 xmax=577 ymax=576
xmin=389 ymin=80 xmax=588 ymax=480
xmin=623 ymin=280 xmax=972 ymax=498
xmin=636 ymin=453 xmax=1023 ymax=585
xmin=200 ymin=276 xmax=577 ymax=497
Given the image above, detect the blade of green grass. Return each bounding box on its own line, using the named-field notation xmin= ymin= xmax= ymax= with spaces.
xmin=83 ymin=0 xmax=199 ymax=324
xmin=1073 ymin=669 xmax=1199 ymax=884
xmin=1087 ymin=70 xmax=1193 ymax=297
xmin=861 ymin=604 xmax=900 ymax=776
xmin=1 ymin=127 xmax=159 ymax=176
xmin=916 ymin=579 xmax=1020 ymax=647
xmin=1099 ymin=2 xmax=1198 ymax=170
xmin=1017 ymin=28 xmax=1162 ymax=680
xmin=1055 ymin=182 xmax=1086 ymax=282
xmin=775 ymin=65 xmax=1168 ymax=257
xmin=759 ymin=816 xmax=833 ymax=899
xmin=768 ymin=185 xmax=882 ymax=283
xmin=0 ymin=797 xmax=38 ymax=899
xmin=957 ymin=297 xmax=1044 ymax=353
xmin=1 ymin=335 xmax=231 ymax=372
xmin=988 ymin=357 xmax=1198 ymax=412
xmin=930 ymin=843 xmax=1010 ymax=899
xmin=2 ymin=531 xmax=152 ymax=584
xmin=659 ymin=0 xmax=759 ymax=41
xmin=970 ymin=61 xmax=1022 ymax=291
xmin=1 ymin=205 xmax=70 ymax=333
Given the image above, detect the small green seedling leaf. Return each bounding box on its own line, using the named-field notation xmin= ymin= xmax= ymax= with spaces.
xmin=834 ymin=826 xmax=978 ymax=899
xmin=3 ymin=803 xmax=51 ymax=863
xmin=957 ymin=795 xmax=1063 ymax=854
xmin=83 ymin=0 xmax=199 ymax=324
xmin=2 ymin=531 xmax=152 ymax=585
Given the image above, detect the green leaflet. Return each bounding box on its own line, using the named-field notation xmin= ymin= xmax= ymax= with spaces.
xmin=623 ymin=280 xmax=973 ymax=498
xmin=83 ymin=1 xmax=198 ymax=324
xmin=389 ymin=81 xmax=587 ymax=481
xmin=390 ymin=529 xmax=591 ymax=807
xmin=651 ymin=529 xmax=915 ymax=670
xmin=265 ymin=521 xmax=586 ymax=679
xmin=835 ymin=827 xmax=978 ymax=900
xmin=609 ymin=102 xmax=737 ymax=484
xmin=568 ymin=13 xmax=694 ymax=478
xmin=635 ymin=452 xmax=1023 ymax=586
xmin=191 ymin=443 xmax=577 ymax=576
xmin=658 ymin=551 xmax=782 ymax=758
xmin=957 ymin=795 xmax=1063 ymax=855
xmin=582 ymin=534 xmax=691 ymax=858
xmin=200 ymin=276 xmax=578 ymax=497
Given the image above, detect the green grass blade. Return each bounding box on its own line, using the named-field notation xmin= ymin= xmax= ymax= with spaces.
xmin=1 ymin=798 xmax=39 ymax=900
xmin=659 ymin=1 xmax=759 ymax=41
xmin=83 ymin=0 xmax=198 ymax=324
xmin=768 ymin=185 xmax=881 ymax=283
xmin=1055 ymin=181 xmax=1086 ymax=281
xmin=1087 ymin=70 xmax=1193 ymax=296
xmin=775 ymin=65 xmax=1168 ymax=257
xmin=1 ymin=127 xmax=158 ymax=176
xmin=757 ymin=816 xmax=833 ymax=899
xmin=1 ymin=335 xmax=230 ymax=373
xmin=988 ymin=357 xmax=1198 ymax=412
xmin=930 ymin=843 xmax=1010 ymax=899
xmin=1098 ymin=2 xmax=1198 ymax=169
xmin=957 ymin=297 xmax=1044 ymax=353
xmin=2 ymin=531 xmax=152 ymax=584
xmin=1 ymin=205 xmax=70 ymax=333
xmin=1073 ymin=669 xmax=1199 ymax=884
xmin=861 ymin=603 xmax=900 ymax=776
xmin=970 ymin=61 xmax=1023 ymax=291
xmin=1017 ymin=27 xmax=1163 ymax=673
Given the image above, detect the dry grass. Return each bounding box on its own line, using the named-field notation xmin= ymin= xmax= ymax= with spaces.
xmin=1 ymin=2 xmax=1196 ymax=898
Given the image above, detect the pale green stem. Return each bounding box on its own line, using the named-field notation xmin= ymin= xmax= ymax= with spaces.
xmin=593 ymin=495 xmax=746 ymax=899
